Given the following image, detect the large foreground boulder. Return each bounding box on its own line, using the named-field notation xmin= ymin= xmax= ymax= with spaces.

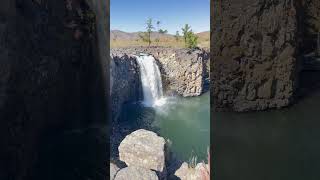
xmin=118 ymin=129 xmax=166 ymax=172
xmin=114 ymin=166 xmax=158 ymax=180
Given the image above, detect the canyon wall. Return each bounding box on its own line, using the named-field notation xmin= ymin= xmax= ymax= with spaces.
xmin=0 ymin=0 xmax=108 ymax=179
xmin=111 ymin=47 xmax=210 ymax=99
xmin=147 ymin=47 xmax=210 ymax=97
xmin=212 ymin=0 xmax=301 ymax=111
xmin=110 ymin=53 xmax=142 ymax=121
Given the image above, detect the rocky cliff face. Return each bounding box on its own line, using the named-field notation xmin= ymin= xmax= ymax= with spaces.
xmin=212 ymin=0 xmax=301 ymax=111
xmin=148 ymin=47 xmax=210 ymax=97
xmin=0 ymin=0 xmax=108 ymax=179
xmin=110 ymin=53 xmax=142 ymax=121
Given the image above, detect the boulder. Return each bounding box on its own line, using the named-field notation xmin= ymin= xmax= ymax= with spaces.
xmin=118 ymin=129 xmax=166 ymax=172
xmin=114 ymin=166 xmax=158 ymax=180
xmin=110 ymin=163 xmax=120 ymax=180
xmin=174 ymin=162 xmax=209 ymax=180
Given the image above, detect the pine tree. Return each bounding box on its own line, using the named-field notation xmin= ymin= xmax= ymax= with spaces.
xmin=181 ymin=24 xmax=198 ymax=48
xmin=182 ymin=24 xmax=191 ymax=45
xmin=139 ymin=18 xmax=154 ymax=46
xmin=146 ymin=18 xmax=154 ymax=46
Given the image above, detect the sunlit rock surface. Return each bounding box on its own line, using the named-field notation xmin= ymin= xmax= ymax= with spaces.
xmin=175 ymin=162 xmax=209 ymax=180
xmin=118 ymin=129 xmax=166 ymax=172
xmin=114 ymin=166 xmax=158 ymax=180
xmin=110 ymin=163 xmax=120 ymax=180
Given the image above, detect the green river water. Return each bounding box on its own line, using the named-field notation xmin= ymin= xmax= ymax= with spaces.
xmin=120 ymin=92 xmax=210 ymax=161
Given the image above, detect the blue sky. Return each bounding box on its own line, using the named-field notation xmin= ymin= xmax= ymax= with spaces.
xmin=110 ymin=0 xmax=210 ymax=34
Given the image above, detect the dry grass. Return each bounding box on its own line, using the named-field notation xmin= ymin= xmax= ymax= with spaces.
xmin=110 ymin=34 xmax=210 ymax=49
xmin=111 ymin=39 xmax=185 ymax=48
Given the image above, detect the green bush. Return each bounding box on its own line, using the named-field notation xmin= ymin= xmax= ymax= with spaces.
xmin=186 ymin=31 xmax=198 ymax=49
xmin=182 ymin=24 xmax=198 ymax=48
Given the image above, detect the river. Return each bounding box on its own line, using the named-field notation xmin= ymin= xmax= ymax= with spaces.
xmin=214 ymin=90 xmax=320 ymax=179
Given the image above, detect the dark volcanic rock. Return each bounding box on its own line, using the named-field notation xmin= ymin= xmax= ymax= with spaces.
xmin=0 ymin=0 xmax=108 ymax=179
xmin=212 ymin=0 xmax=301 ymax=111
xmin=111 ymin=54 xmax=142 ymax=121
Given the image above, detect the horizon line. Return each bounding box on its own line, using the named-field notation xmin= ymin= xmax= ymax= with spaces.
xmin=110 ymin=29 xmax=210 ymax=35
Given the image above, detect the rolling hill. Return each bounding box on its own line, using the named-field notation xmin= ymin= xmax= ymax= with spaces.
xmin=110 ymin=30 xmax=210 ymax=48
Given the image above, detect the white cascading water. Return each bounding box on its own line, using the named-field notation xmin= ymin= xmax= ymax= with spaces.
xmin=135 ymin=54 xmax=165 ymax=107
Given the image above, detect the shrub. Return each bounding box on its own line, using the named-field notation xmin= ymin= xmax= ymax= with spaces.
xmin=186 ymin=31 xmax=198 ymax=49
xmin=181 ymin=24 xmax=198 ymax=48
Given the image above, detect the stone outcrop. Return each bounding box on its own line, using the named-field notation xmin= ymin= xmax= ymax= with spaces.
xmin=114 ymin=166 xmax=158 ymax=180
xmin=110 ymin=163 xmax=120 ymax=180
xmin=155 ymin=48 xmax=210 ymax=97
xmin=212 ymin=0 xmax=300 ymax=111
xmin=118 ymin=129 xmax=166 ymax=173
xmin=174 ymin=162 xmax=209 ymax=180
xmin=112 ymin=129 xmax=170 ymax=179
xmin=0 ymin=0 xmax=108 ymax=179
xmin=110 ymin=54 xmax=142 ymax=121
xmin=111 ymin=47 xmax=210 ymax=97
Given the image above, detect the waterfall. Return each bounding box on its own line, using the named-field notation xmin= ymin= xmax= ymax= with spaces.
xmin=135 ymin=54 xmax=165 ymax=107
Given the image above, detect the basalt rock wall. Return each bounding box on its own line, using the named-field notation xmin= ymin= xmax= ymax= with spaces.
xmin=110 ymin=53 xmax=142 ymax=122
xmin=212 ymin=0 xmax=301 ymax=111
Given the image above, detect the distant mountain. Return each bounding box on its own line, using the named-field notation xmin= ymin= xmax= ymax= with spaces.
xmin=196 ymin=31 xmax=210 ymax=40
xmin=111 ymin=30 xmax=210 ymax=41
xmin=110 ymin=30 xmax=140 ymax=41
